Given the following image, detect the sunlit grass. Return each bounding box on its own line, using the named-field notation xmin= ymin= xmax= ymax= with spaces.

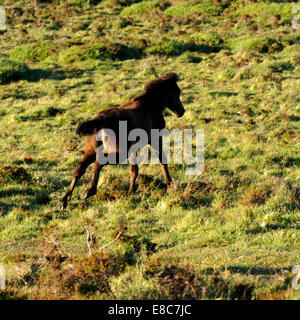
xmin=0 ymin=0 xmax=299 ymax=300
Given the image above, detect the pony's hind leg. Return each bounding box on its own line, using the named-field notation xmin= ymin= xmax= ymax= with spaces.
xmin=128 ymin=152 xmax=139 ymax=194
xmin=160 ymin=158 xmax=172 ymax=185
xmin=60 ymin=152 xmax=96 ymax=210
xmin=82 ymin=161 xmax=104 ymax=199
xmin=129 ymin=163 xmax=139 ymax=194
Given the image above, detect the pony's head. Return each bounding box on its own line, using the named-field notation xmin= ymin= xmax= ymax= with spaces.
xmin=143 ymin=72 xmax=185 ymax=118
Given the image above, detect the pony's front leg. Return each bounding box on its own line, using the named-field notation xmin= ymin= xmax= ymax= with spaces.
xmin=82 ymin=161 xmax=104 ymax=199
xmin=161 ymin=160 xmax=172 ymax=185
xmin=152 ymin=137 xmax=172 ymax=185
xmin=60 ymin=153 xmax=96 ymax=210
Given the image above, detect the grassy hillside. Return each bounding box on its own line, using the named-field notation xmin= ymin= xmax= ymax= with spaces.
xmin=0 ymin=0 xmax=299 ymax=300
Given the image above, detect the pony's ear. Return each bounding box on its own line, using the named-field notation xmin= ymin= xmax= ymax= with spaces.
xmin=162 ymin=72 xmax=179 ymax=82
xmin=154 ymin=73 xmax=159 ymax=78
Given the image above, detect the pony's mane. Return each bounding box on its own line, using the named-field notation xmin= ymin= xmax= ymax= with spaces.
xmin=133 ymin=73 xmax=179 ymax=101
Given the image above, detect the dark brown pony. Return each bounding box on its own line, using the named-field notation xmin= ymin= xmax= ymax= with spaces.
xmin=60 ymin=72 xmax=185 ymax=210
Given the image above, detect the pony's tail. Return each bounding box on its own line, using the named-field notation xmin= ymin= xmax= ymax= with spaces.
xmin=76 ymin=118 xmax=102 ymax=136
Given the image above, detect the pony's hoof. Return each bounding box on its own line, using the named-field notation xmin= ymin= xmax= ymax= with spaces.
xmin=166 ymin=182 xmax=176 ymax=192
xmin=81 ymin=189 xmax=97 ymax=200
xmin=59 ymin=201 xmax=68 ymax=211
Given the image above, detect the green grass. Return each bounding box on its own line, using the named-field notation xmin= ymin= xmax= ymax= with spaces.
xmin=10 ymin=42 xmax=57 ymax=63
xmin=121 ymin=0 xmax=161 ymax=16
xmin=234 ymin=2 xmax=296 ymax=25
xmin=164 ymin=0 xmax=225 ymax=17
xmin=0 ymin=0 xmax=299 ymax=300
xmin=228 ymin=35 xmax=283 ymax=53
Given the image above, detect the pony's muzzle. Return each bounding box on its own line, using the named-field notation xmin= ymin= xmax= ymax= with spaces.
xmin=176 ymin=104 xmax=185 ymax=118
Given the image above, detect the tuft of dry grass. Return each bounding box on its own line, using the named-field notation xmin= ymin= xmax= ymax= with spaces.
xmin=156 ymin=264 xmax=200 ymax=299
xmin=241 ymin=183 xmax=272 ymax=206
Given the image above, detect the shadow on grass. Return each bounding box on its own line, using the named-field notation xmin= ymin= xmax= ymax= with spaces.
xmin=0 ymin=201 xmax=13 ymax=216
xmin=284 ymin=157 xmax=300 ymax=167
xmin=0 ymin=185 xmax=51 ymax=216
xmin=209 ymin=91 xmax=239 ymax=97
xmin=246 ymin=224 xmax=300 ymax=235
xmin=289 ymin=115 xmax=300 ymax=121
xmin=27 ymin=67 xmax=84 ymax=82
xmin=0 ymin=200 xmax=34 ymax=216
xmin=0 ymin=187 xmax=36 ymax=198
xmin=225 ymin=265 xmax=290 ymax=276
xmin=199 ymin=117 xmax=214 ymax=123
xmin=12 ymin=159 xmax=59 ymax=167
